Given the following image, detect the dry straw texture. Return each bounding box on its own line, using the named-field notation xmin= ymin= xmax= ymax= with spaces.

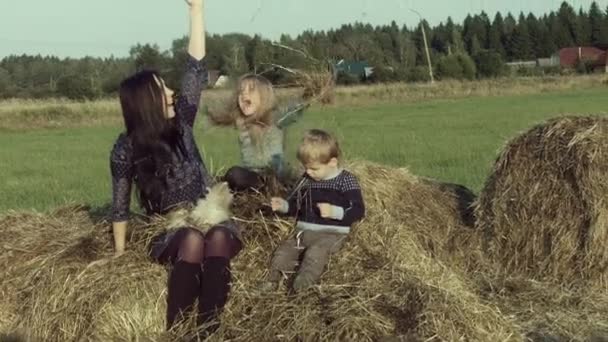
xmin=1 ymin=158 xmax=608 ymax=341
xmin=476 ymin=116 xmax=608 ymax=286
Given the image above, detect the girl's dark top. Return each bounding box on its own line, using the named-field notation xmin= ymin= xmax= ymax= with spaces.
xmin=110 ymin=55 xmax=212 ymax=222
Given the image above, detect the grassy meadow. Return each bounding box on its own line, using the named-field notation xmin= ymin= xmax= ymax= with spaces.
xmin=1 ymin=76 xmax=608 ymax=213
xmin=2 ymin=76 xmax=608 ymax=342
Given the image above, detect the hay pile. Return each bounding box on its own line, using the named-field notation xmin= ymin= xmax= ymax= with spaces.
xmin=0 ymin=161 xmax=516 ymax=341
xmin=266 ymin=43 xmax=336 ymax=105
xmin=269 ymin=62 xmax=335 ymax=106
xmin=2 ymin=157 xmax=607 ymax=341
xmin=0 ymin=206 xmax=167 ymax=341
xmin=219 ymin=162 xmax=517 ymax=341
xmin=476 ymin=116 xmax=608 ymax=286
xmin=299 ymin=65 xmax=335 ymax=105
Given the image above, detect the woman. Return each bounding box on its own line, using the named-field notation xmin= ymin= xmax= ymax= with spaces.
xmin=109 ymin=0 xmax=240 ymax=333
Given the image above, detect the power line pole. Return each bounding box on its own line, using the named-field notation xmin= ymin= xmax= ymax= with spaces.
xmin=410 ymin=9 xmax=434 ymax=84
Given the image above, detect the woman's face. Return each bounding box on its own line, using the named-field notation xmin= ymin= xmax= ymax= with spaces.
xmin=238 ymin=79 xmax=262 ymax=117
xmin=153 ymin=75 xmax=176 ymax=119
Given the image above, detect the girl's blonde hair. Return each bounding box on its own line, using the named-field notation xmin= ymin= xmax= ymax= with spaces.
xmin=209 ymin=74 xmax=277 ymax=129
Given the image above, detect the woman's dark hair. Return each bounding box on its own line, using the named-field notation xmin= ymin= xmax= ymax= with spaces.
xmin=119 ymin=70 xmax=183 ymax=214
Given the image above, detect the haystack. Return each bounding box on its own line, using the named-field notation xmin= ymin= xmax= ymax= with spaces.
xmin=266 ymin=43 xmax=336 ymax=106
xmin=0 ymin=161 xmax=516 ymax=341
xmin=299 ymin=67 xmax=335 ymax=105
xmin=476 ymin=116 xmax=608 ymax=285
xmin=271 ymin=62 xmax=335 ymax=106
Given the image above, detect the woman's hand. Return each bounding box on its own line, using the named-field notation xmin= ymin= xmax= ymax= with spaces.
xmin=112 ymin=220 xmax=128 ymax=257
xmin=85 ymin=251 xmax=124 ymax=269
xmin=185 ymin=0 xmax=205 ymax=60
xmin=271 ymin=197 xmax=287 ymax=212
xmin=185 ymin=0 xmax=203 ymax=8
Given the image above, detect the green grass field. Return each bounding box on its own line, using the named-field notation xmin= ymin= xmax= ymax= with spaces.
xmin=1 ymin=86 xmax=607 ymax=213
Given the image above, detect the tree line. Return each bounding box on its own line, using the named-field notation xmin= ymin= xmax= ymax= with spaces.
xmin=1 ymin=1 xmax=607 ymax=100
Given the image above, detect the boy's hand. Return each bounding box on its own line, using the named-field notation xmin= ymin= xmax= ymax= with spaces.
xmin=317 ymin=203 xmax=333 ymax=218
xmin=271 ymin=197 xmax=287 ymax=212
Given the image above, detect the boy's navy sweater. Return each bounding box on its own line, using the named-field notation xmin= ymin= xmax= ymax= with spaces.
xmin=281 ymin=170 xmax=365 ymax=234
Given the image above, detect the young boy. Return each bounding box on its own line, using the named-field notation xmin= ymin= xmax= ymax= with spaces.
xmin=261 ymin=129 xmax=365 ymax=292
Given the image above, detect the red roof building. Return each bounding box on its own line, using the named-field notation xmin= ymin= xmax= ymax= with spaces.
xmin=558 ymin=47 xmax=608 ymax=72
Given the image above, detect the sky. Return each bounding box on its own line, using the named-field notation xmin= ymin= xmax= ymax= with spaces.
xmin=0 ymin=0 xmax=606 ymax=58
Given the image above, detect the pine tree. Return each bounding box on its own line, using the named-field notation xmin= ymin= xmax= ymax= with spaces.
xmin=431 ymin=23 xmax=450 ymax=54
xmin=589 ymin=2 xmax=607 ymax=46
xmin=558 ymin=2 xmax=580 ymax=46
xmin=463 ymin=13 xmax=487 ymax=55
xmin=503 ymin=13 xmax=517 ymax=57
xmin=451 ymin=28 xmax=466 ymax=55
xmin=510 ymin=14 xmax=534 ymax=60
xmin=537 ymin=23 xmax=558 ymax=57
xmin=489 ymin=13 xmax=506 ymax=58
xmin=526 ymin=13 xmax=542 ymax=57
xmin=462 ymin=15 xmax=475 ymax=54
xmin=245 ymin=35 xmax=272 ymax=72
xmin=550 ymin=10 xmax=574 ymax=48
xmin=578 ymin=8 xmax=592 ymax=45
xmin=478 ymin=11 xmax=492 ymax=48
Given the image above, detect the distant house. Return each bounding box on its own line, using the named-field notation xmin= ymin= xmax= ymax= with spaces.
xmin=335 ymin=60 xmax=374 ymax=79
xmin=556 ymin=47 xmax=608 ymax=72
xmin=510 ymin=48 xmax=608 ymax=72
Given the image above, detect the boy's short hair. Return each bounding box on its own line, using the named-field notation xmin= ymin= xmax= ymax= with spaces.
xmin=297 ymin=129 xmax=341 ymax=165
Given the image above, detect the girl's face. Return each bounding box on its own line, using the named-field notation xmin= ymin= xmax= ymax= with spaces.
xmin=238 ymin=80 xmax=262 ymax=117
xmin=153 ymin=75 xmax=176 ymax=119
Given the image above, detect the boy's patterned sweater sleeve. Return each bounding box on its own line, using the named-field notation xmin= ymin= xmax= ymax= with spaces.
xmin=277 ymin=176 xmax=308 ymax=217
xmin=338 ymin=172 xmax=365 ymax=226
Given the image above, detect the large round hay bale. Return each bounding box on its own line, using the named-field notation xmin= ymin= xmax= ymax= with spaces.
xmin=475 ymin=116 xmax=608 ymax=285
xmin=0 ymin=162 xmax=515 ymax=341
